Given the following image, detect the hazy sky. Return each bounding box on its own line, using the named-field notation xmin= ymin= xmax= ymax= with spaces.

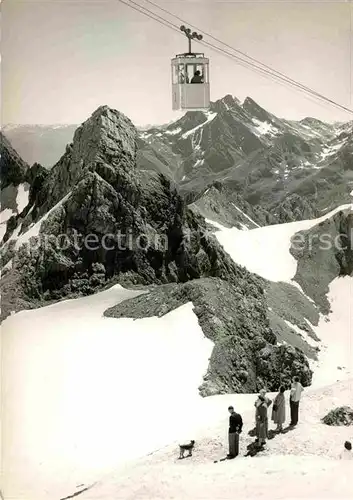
xmin=2 ymin=0 xmax=353 ymax=126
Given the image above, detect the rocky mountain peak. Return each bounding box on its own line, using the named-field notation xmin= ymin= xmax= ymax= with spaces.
xmin=242 ymin=96 xmax=273 ymax=122
xmin=300 ymin=117 xmax=326 ymax=126
xmin=216 ymin=94 xmax=240 ymax=109
xmin=175 ymin=109 xmax=210 ymax=133
xmin=31 ymin=106 xmax=138 ymax=212
xmin=71 ymin=105 xmax=137 ymax=164
xmin=209 ymin=95 xmax=241 ymax=116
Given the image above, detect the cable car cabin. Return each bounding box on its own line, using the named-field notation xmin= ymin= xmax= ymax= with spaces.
xmin=171 ymin=53 xmax=210 ymax=110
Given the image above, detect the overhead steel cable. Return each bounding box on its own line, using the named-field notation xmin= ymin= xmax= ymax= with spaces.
xmin=118 ymin=0 xmax=353 ymax=115
xmin=142 ymin=0 xmax=353 ymax=115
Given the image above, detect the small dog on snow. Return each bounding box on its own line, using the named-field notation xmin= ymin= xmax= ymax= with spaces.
xmin=178 ymin=440 xmax=195 ymax=459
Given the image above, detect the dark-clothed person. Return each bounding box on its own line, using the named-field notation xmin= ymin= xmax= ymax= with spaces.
xmin=191 ymin=70 xmax=203 ymax=83
xmin=290 ymin=376 xmax=303 ymax=426
xmin=227 ymin=406 xmax=243 ymax=458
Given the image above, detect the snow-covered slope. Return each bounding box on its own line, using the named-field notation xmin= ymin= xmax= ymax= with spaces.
xmin=214 ymin=203 xmax=352 ymax=282
xmin=0 ymin=209 xmax=14 ymax=241
xmin=76 ymin=377 xmax=353 ymax=500
xmin=2 ymin=272 xmax=352 ymax=500
xmin=1 ymin=285 xmax=214 ymax=500
xmin=14 ymin=192 xmax=71 ymax=250
xmin=310 ymin=276 xmax=353 ymax=388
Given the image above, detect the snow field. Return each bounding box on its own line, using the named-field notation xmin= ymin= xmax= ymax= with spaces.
xmin=77 ymin=378 xmax=353 ymax=500
xmin=1 ymin=286 xmax=214 ymax=500
xmin=214 ymin=204 xmax=352 ymax=282
xmin=2 ymin=202 xmax=352 ymax=500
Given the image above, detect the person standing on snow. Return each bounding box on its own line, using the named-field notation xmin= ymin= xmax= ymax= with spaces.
xmin=227 ymin=406 xmax=243 ymax=459
xmin=289 ymin=376 xmax=303 ymax=426
xmin=255 ymin=389 xmax=272 ymax=408
xmin=271 ymin=386 xmax=286 ymax=432
xmin=255 ymin=389 xmax=272 ymax=442
xmin=256 ymin=396 xmax=271 ymax=447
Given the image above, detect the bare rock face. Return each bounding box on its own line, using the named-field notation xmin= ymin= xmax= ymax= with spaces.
xmin=35 ymin=106 xmax=137 ymax=217
xmin=0 ymin=132 xmax=28 ymax=189
xmin=2 ymin=106 xmax=261 ymax=316
xmin=0 ymin=133 xmax=32 ymax=245
xmin=104 ymin=277 xmax=313 ymax=394
xmin=0 ymin=105 xmax=314 ymax=395
xmin=291 ymin=207 xmax=353 ymax=313
xmin=322 ymin=406 xmax=353 ymax=426
xmin=273 ymin=193 xmax=317 ymax=223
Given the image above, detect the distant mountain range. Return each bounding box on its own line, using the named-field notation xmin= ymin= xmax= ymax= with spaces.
xmin=3 ymin=124 xmax=78 ymax=168
xmin=138 ymin=95 xmax=353 ymax=224
xmin=3 ymin=95 xmax=352 ymax=226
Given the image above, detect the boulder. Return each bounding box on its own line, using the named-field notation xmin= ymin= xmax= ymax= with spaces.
xmin=322 ymin=406 xmax=353 ymax=426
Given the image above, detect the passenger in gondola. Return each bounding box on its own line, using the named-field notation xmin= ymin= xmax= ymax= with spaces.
xmin=179 ymin=71 xmax=185 ymax=83
xmin=191 ymin=70 xmax=203 ymax=83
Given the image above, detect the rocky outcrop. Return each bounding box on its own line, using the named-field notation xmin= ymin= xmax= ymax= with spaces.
xmin=1 ymin=162 xmax=49 ymax=245
xmin=272 ymin=193 xmax=318 ymax=223
xmin=291 ymin=207 xmax=353 ymax=313
xmin=0 ymin=132 xmax=28 ymax=189
xmin=188 ymin=182 xmax=277 ymax=229
xmin=0 ymin=107 xmax=267 ymax=321
xmin=265 ymin=281 xmax=320 ymax=359
xmin=105 ymin=277 xmax=313 ymax=395
xmin=1 ymin=104 xmax=323 ymax=398
xmin=4 ymin=99 xmax=352 ymax=224
xmin=322 ymin=406 xmax=353 ymax=426
xmin=0 ymin=134 xmax=31 ymax=243
xmin=337 ymin=210 xmax=353 ymax=276
xmin=138 ymin=97 xmax=352 ymax=220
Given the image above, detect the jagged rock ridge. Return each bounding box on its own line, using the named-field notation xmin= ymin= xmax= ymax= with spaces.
xmin=0 ymin=132 xmax=32 ymax=240
xmin=4 ymin=96 xmax=352 ymax=226
xmin=0 ymin=131 xmax=29 ymax=189
xmin=105 ymin=277 xmax=313 ymax=395
xmin=138 ymin=95 xmax=353 ymax=225
xmin=1 ymin=105 xmax=312 ymax=394
xmin=292 ymin=208 xmax=353 ymax=313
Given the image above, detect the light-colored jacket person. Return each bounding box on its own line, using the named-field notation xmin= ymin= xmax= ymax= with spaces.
xmin=290 ymin=380 xmax=303 ymax=402
xmin=289 ymin=376 xmax=303 ymax=426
